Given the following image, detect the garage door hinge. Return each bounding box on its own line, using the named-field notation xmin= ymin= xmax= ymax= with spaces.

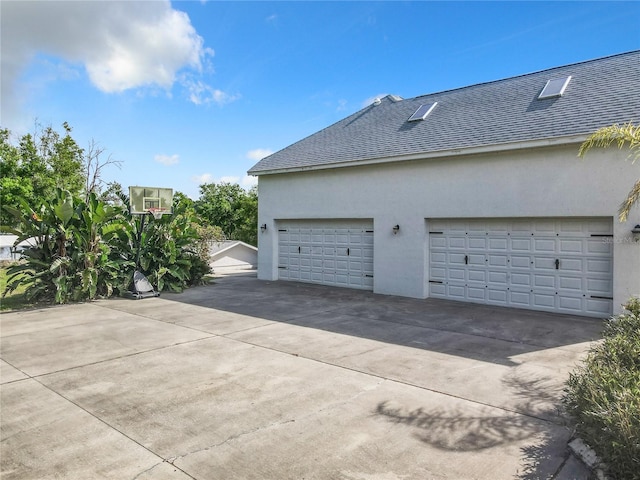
xmin=590 ymin=295 xmax=613 ymax=300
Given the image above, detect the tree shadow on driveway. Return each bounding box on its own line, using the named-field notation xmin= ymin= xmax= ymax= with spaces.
xmin=372 ymin=374 xmax=573 ymax=480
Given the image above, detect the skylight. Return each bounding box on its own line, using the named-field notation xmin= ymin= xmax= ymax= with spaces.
xmin=408 ymin=102 xmax=437 ymax=121
xmin=538 ymin=76 xmax=572 ymax=99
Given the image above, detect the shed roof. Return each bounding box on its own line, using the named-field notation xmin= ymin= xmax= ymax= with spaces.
xmin=209 ymin=241 xmax=258 ymax=258
xmin=249 ymin=51 xmax=640 ymax=175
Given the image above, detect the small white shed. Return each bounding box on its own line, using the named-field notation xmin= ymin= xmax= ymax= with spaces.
xmin=209 ymin=241 xmax=257 ymax=272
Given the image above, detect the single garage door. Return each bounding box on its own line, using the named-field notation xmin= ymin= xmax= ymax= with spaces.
xmin=428 ymin=218 xmax=613 ymax=317
xmin=278 ymin=220 xmax=374 ymax=290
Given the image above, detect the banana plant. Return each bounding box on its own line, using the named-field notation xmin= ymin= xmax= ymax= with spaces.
xmin=2 ymin=189 xmax=133 ymax=303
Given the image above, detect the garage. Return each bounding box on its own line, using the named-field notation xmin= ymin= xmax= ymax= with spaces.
xmin=278 ymin=220 xmax=374 ymax=290
xmin=428 ymin=218 xmax=613 ymax=317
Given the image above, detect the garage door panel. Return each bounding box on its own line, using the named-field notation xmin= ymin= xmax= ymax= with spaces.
xmin=558 ymin=296 xmax=583 ymax=312
xmin=587 ymin=220 xmax=613 ymax=234
xmin=299 ymin=271 xmax=311 ymax=281
xmin=430 ymin=283 xmax=446 ymax=296
xmin=278 ymin=221 xmax=373 ymax=291
xmin=469 ymin=237 xmax=487 ymax=250
xmin=559 ymin=276 xmax=582 ymax=291
xmin=586 ymin=298 xmax=612 ymax=316
xmin=532 ymin=220 xmax=556 ymax=234
xmin=467 ymin=287 xmax=486 ymax=300
xmin=448 ymin=237 xmax=466 ymax=249
xmin=300 ymin=257 xmax=311 ymax=268
xmin=488 ymin=271 xmax=508 ymax=285
xmin=559 ymin=239 xmax=584 ymax=254
xmin=587 ymin=239 xmax=612 ymax=254
xmin=487 ymin=289 xmax=508 ymax=304
xmin=468 ymin=269 xmax=486 ymax=282
xmin=449 ymin=268 xmax=465 ymax=281
xmin=448 ymin=285 xmax=466 ymax=299
xmin=587 ymin=278 xmax=613 ymax=295
xmin=511 ymin=255 xmax=532 ymax=269
xmin=512 ymin=273 xmax=533 ymax=287
xmin=534 ymin=257 xmax=557 ymax=271
xmin=511 ymin=238 xmax=532 ymax=252
xmin=488 ymin=255 xmax=507 ymax=267
xmin=347 ymin=259 xmax=362 ymax=271
xmin=428 ymin=218 xmax=613 ymax=317
xmin=430 ymin=236 xmax=447 ymax=248
xmin=559 ymin=258 xmax=583 ymax=273
xmin=448 ymin=253 xmax=467 ymax=265
xmin=431 ymin=267 xmax=446 ymax=280
xmin=511 ymin=291 xmax=534 ymax=307
xmin=587 ymin=258 xmax=612 ymax=274
xmin=534 ymin=238 xmax=556 ymax=253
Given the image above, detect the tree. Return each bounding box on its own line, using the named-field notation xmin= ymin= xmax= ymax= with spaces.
xmin=579 ymin=122 xmax=640 ymax=222
xmin=234 ymin=185 xmax=258 ymax=246
xmin=84 ymin=139 xmax=122 ymax=195
xmin=194 ymin=182 xmax=258 ymax=245
xmin=0 ymin=123 xmax=120 ymax=227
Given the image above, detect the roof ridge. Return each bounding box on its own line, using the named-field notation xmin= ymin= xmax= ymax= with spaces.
xmin=409 ymin=50 xmax=640 ymax=103
xmin=249 ymin=50 xmax=640 ymax=175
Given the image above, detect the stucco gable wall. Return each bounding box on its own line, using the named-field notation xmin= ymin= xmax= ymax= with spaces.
xmin=256 ymin=144 xmax=640 ymax=313
xmin=211 ymin=244 xmax=257 ymax=269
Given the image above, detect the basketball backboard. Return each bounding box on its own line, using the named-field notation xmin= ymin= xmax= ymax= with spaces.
xmin=129 ymin=186 xmax=173 ymax=216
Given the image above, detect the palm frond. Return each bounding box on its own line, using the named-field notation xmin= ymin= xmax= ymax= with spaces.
xmin=578 ymin=122 xmax=640 ymax=163
xmin=619 ymin=179 xmax=640 ymax=223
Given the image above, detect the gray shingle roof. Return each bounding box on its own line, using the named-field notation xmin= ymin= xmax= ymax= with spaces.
xmin=249 ymin=51 xmax=640 ymax=175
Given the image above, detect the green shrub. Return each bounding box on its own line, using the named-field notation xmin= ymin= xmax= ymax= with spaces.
xmin=2 ymin=188 xmax=213 ymax=302
xmin=2 ymin=189 xmax=133 ymax=303
xmin=113 ymin=197 xmax=213 ymax=293
xmin=563 ymin=298 xmax=640 ymax=480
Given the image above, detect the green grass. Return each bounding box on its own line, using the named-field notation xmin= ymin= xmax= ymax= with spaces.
xmin=0 ymin=265 xmax=36 ymax=311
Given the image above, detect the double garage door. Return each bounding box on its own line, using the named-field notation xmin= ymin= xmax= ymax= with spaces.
xmin=429 ymin=218 xmax=613 ymax=317
xmin=278 ymin=220 xmax=374 ymax=290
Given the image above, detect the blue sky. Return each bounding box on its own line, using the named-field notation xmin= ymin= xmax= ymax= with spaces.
xmin=2 ymin=1 xmax=639 ymax=199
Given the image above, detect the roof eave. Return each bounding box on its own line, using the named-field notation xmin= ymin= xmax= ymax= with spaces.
xmin=247 ymin=134 xmax=590 ymax=177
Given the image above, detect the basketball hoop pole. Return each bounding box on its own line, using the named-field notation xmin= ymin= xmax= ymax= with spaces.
xmin=133 ymin=212 xmax=147 ymax=271
xmin=124 ymin=212 xmax=160 ymax=299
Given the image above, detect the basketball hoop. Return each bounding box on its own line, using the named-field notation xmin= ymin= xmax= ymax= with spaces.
xmin=147 ymin=207 xmax=166 ymax=220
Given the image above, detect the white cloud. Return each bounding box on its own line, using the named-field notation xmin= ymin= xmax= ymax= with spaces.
xmin=362 ymin=93 xmax=390 ymax=108
xmin=183 ymin=78 xmax=241 ymax=106
xmin=190 ymin=173 xmax=257 ymax=190
xmin=219 ymin=176 xmax=240 ymax=184
xmin=1 ymin=0 xmax=234 ymax=126
xmin=191 ymin=173 xmax=213 ymax=185
xmin=241 ymin=175 xmax=258 ymax=189
xmin=154 ymin=154 xmax=180 ymax=166
xmin=246 ymin=148 xmax=274 ymax=161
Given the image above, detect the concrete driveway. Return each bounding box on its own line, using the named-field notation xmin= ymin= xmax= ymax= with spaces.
xmin=1 ymin=273 xmax=601 ymax=479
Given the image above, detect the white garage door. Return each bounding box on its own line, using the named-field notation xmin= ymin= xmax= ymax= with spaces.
xmin=278 ymin=220 xmax=374 ymax=290
xmin=428 ymin=218 xmax=613 ymax=317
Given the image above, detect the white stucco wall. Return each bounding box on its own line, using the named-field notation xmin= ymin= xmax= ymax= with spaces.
xmin=256 ymin=144 xmax=640 ymax=314
xmin=211 ymin=245 xmax=257 ymax=270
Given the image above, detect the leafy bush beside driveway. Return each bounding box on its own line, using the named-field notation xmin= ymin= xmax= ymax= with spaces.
xmin=2 ymin=189 xmax=213 ymax=303
xmin=563 ymin=297 xmax=640 ymax=480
